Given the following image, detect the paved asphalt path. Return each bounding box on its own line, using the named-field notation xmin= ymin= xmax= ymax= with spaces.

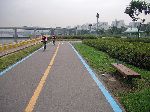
xmin=0 ymin=42 xmax=118 ymax=112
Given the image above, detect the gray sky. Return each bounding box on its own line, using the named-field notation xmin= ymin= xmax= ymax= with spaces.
xmin=0 ymin=0 xmax=150 ymax=27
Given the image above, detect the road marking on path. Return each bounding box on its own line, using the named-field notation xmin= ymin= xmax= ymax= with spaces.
xmin=69 ymin=43 xmax=123 ymax=112
xmin=24 ymin=43 xmax=60 ymax=112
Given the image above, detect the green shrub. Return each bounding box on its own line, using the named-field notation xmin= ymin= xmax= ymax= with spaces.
xmin=124 ymin=38 xmax=150 ymax=43
xmin=74 ymin=43 xmax=150 ymax=112
xmin=83 ymin=39 xmax=150 ymax=70
xmin=54 ymin=35 xmax=97 ymax=40
xmin=0 ymin=43 xmax=43 ymax=71
xmin=120 ymin=88 xmax=150 ymax=112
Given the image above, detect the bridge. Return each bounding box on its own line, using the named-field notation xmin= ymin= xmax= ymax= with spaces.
xmin=0 ymin=27 xmax=79 ymax=38
xmin=0 ymin=27 xmax=54 ymax=39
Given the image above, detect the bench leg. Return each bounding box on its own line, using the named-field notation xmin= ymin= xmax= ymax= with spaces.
xmin=126 ymin=77 xmax=133 ymax=84
xmin=115 ymin=70 xmax=126 ymax=79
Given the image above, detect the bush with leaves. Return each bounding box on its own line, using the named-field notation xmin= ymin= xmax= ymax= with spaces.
xmin=83 ymin=38 xmax=150 ymax=70
xmin=55 ymin=35 xmax=97 ymax=40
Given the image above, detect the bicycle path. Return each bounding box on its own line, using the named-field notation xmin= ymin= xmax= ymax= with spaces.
xmin=0 ymin=42 xmax=122 ymax=112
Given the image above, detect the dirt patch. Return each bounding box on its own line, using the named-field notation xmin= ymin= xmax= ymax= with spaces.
xmin=96 ymin=70 xmax=134 ymax=97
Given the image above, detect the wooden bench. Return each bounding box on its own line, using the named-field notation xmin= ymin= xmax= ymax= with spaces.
xmin=111 ymin=63 xmax=141 ymax=79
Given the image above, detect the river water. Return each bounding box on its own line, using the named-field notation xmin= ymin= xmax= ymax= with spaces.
xmin=0 ymin=34 xmax=30 ymax=45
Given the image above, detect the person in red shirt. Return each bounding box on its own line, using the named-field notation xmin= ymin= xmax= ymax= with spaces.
xmin=41 ymin=34 xmax=47 ymax=51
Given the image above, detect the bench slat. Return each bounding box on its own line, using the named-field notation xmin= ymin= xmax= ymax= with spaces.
xmin=112 ymin=63 xmax=141 ymax=78
xmin=118 ymin=64 xmax=140 ymax=76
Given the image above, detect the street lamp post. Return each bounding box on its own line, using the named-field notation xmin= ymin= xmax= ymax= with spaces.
xmin=13 ymin=28 xmax=18 ymax=42
xmin=89 ymin=24 xmax=92 ymax=34
xmin=96 ymin=13 xmax=99 ymax=35
xmin=75 ymin=27 xmax=77 ymax=35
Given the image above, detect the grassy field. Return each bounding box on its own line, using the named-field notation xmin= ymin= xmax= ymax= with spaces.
xmin=0 ymin=43 xmax=43 ymax=72
xmin=74 ymin=43 xmax=150 ymax=112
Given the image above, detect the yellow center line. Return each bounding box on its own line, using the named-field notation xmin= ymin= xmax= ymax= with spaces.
xmin=24 ymin=43 xmax=60 ymax=112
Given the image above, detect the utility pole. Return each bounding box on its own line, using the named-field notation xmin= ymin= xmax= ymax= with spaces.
xmin=13 ymin=28 xmax=18 ymax=42
xmin=33 ymin=29 xmax=36 ymax=38
xmin=75 ymin=27 xmax=77 ymax=35
xmin=89 ymin=24 xmax=92 ymax=34
xmin=96 ymin=13 xmax=99 ymax=35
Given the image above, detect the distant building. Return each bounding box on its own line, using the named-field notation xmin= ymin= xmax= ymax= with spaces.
xmin=66 ymin=26 xmax=72 ymax=29
xmin=81 ymin=24 xmax=89 ymax=30
xmin=111 ymin=20 xmax=125 ymax=28
xmin=98 ymin=22 xmax=109 ymax=30
xmin=55 ymin=27 xmax=64 ymax=35
xmin=129 ymin=22 xmax=141 ymax=28
xmin=76 ymin=25 xmax=82 ymax=30
xmin=147 ymin=22 xmax=150 ymax=25
xmin=124 ymin=28 xmax=139 ymax=33
xmin=92 ymin=23 xmax=97 ymax=30
xmin=124 ymin=27 xmax=144 ymax=38
xmin=91 ymin=22 xmax=109 ymax=30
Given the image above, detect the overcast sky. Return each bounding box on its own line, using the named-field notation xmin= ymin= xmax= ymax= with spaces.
xmin=0 ymin=0 xmax=150 ymax=27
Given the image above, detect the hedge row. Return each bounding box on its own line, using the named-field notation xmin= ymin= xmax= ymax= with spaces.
xmin=55 ymin=36 xmax=150 ymax=43
xmin=121 ymin=38 xmax=150 ymax=43
xmin=97 ymin=37 xmax=150 ymax=43
xmin=53 ymin=35 xmax=97 ymax=40
xmin=83 ymin=39 xmax=150 ymax=70
xmin=98 ymin=36 xmax=150 ymax=42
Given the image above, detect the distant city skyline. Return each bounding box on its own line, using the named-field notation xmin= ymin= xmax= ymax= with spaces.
xmin=0 ymin=0 xmax=150 ymax=28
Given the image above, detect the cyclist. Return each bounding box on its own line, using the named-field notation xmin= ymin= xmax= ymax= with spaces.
xmin=52 ymin=35 xmax=56 ymax=45
xmin=41 ymin=34 xmax=47 ymax=51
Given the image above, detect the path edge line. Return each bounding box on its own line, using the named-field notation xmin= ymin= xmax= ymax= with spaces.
xmin=0 ymin=43 xmax=51 ymax=76
xmin=69 ymin=43 xmax=123 ymax=112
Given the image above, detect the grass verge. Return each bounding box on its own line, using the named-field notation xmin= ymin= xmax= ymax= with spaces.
xmin=74 ymin=43 xmax=150 ymax=112
xmin=0 ymin=43 xmax=43 ymax=72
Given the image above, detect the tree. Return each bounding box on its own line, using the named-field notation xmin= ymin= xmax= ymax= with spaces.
xmin=97 ymin=28 xmax=105 ymax=35
xmin=125 ymin=0 xmax=150 ymax=21
xmin=145 ymin=23 xmax=150 ymax=36
xmin=109 ymin=26 xmax=125 ymax=35
xmin=125 ymin=0 xmax=150 ymax=38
